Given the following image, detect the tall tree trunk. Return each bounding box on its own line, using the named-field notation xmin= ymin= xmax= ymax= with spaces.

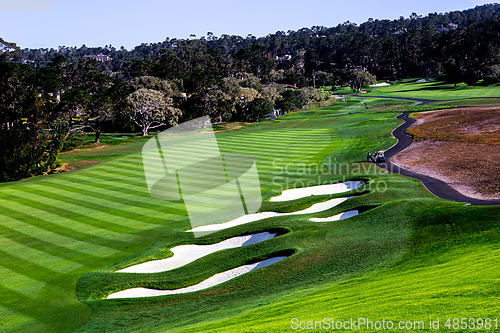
xmin=94 ymin=121 xmax=102 ymax=143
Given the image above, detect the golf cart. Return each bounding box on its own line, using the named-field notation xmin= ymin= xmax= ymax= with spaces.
xmin=367 ymin=151 xmax=386 ymax=163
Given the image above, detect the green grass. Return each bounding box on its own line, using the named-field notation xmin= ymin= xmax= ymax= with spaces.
xmin=428 ymin=98 xmax=500 ymax=107
xmin=169 ymin=203 xmax=500 ymax=333
xmin=332 ymin=78 xmax=500 ymax=101
xmin=365 ymin=78 xmax=500 ymax=100
xmin=1 ymin=82 xmax=500 ymax=332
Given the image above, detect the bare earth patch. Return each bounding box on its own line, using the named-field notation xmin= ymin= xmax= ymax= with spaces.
xmin=60 ymin=145 xmax=110 ymax=154
xmin=64 ymin=160 xmax=101 ymax=171
xmin=393 ymin=107 xmax=500 ymax=200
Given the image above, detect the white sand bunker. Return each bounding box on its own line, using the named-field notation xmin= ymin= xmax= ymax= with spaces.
xmin=188 ymin=196 xmax=353 ymax=233
xmin=370 ymin=82 xmax=391 ymax=87
xmin=117 ymin=232 xmax=276 ymax=274
xmin=107 ymin=256 xmax=287 ymax=299
xmin=309 ymin=210 xmax=359 ymax=222
xmin=270 ymin=181 xmax=363 ymax=202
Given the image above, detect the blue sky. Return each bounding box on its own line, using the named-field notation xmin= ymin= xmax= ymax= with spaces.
xmin=0 ymin=0 xmax=496 ymax=50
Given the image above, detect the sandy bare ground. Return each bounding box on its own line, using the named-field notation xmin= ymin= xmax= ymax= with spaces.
xmin=270 ymin=181 xmax=363 ymax=202
xmin=60 ymin=145 xmax=110 ymax=154
xmin=188 ymin=196 xmax=353 ymax=233
xmin=109 ymin=184 xmax=361 ymax=299
xmin=393 ymin=107 xmax=500 ymax=200
xmin=107 ymin=256 xmax=287 ymax=299
xmin=188 ymin=181 xmax=363 ymax=233
xmin=116 ymin=232 xmax=276 ymax=274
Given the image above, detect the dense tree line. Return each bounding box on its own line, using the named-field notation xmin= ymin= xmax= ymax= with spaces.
xmin=2 ymin=4 xmax=500 ymax=182
xmin=9 ymin=4 xmax=500 ymax=80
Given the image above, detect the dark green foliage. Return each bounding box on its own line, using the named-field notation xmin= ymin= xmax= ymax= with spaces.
xmin=444 ymin=64 xmax=464 ymax=86
xmin=276 ymin=89 xmax=300 ymax=112
xmin=246 ymin=97 xmax=274 ymax=120
xmin=4 ymin=3 xmax=500 ymax=184
xmin=0 ymin=122 xmax=49 ymax=182
xmin=464 ymin=68 xmax=479 ymax=86
xmin=61 ymin=131 xmax=87 ymax=152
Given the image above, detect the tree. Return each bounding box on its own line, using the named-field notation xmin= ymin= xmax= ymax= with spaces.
xmin=246 ymin=98 xmax=274 ymax=120
xmin=236 ymin=87 xmax=260 ymax=120
xmin=0 ymin=38 xmax=20 ymax=62
xmin=126 ymin=75 xmax=178 ymax=95
xmin=87 ymin=73 xmax=128 ymax=143
xmin=444 ymin=64 xmax=463 ymax=86
xmin=127 ymin=88 xmax=181 ymax=136
xmin=260 ymin=83 xmax=283 ymax=105
xmin=484 ymin=64 xmax=500 ymax=83
xmin=239 ymin=74 xmax=262 ymax=90
xmin=0 ymin=121 xmax=49 ymax=182
xmin=464 ymin=68 xmax=478 ymax=86
xmin=297 ymin=87 xmax=322 ymax=108
xmin=346 ymin=70 xmax=377 ymax=92
xmin=276 ymin=89 xmax=300 ymax=113
xmin=0 ymin=62 xmax=56 ymax=181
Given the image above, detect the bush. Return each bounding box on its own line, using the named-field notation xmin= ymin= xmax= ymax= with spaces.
xmin=0 ymin=122 xmax=49 ymax=182
xmin=61 ymin=131 xmax=87 ymax=152
xmin=276 ymin=89 xmax=300 ymax=112
xmin=246 ymin=98 xmax=274 ymax=120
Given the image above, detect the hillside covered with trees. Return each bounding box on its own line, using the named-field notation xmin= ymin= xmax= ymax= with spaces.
xmin=2 ymin=4 xmax=500 ymax=182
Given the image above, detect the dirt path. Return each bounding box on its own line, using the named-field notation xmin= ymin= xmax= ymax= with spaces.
xmin=352 ymin=94 xmax=500 ymax=205
xmin=379 ymin=112 xmax=500 ymax=205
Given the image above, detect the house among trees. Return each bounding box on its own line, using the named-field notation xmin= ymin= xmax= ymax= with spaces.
xmin=437 ymin=23 xmax=459 ymax=32
xmin=83 ymin=53 xmax=112 ymax=62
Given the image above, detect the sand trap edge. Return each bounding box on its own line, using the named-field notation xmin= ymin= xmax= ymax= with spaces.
xmin=116 ymin=232 xmax=277 ymax=274
xmin=107 ymin=256 xmax=287 ymax=299
xmin=309 ymin=210 xmax=359 ymax=222
xmin=269 ymin=180 xmax=364 ymax=202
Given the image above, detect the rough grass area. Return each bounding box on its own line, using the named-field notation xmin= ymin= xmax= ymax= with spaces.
xmin=393 ymin=107 xmax=500 ymax=198
xmin=408 ymin=107 xmax=500 ymax=144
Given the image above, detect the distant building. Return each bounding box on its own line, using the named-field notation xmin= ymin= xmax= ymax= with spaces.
xmin=83 ymin=54 xmax=113 ymax=62
xmin=276 ymin=55 xmax=292 ymax=62
xmin=354 ymin=65 xmax=367 ymax=72
xmin=437 ymin=23 xmax=458 ymax=32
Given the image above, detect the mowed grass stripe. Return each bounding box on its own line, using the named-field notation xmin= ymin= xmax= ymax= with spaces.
xmin=219 ymin=134 xmax=330 ymax=151
xmin=0 ymin=237 xmax=82 ymax=274
xmin=217 ymin=129 xmax=329 ymax=142
xmin=0 ymin=304 xmax=38 ymax=331
xmin=0 ymin=206 xmax=129 ymax=250
xmin=1 ymin=193 xmax=158 ymax=230
xmin=17 ymin=183 xmax=166 ymax=217
xmin=38 ymin=178 xmax=178 ymax=213
xmin=68 ymin=171 xmax=149 ymax=192
xmin=0 ymin=218 xmax=111 ymax=261
xmin=0 ymin=201 xmax=129 ymax=251
xmin=218 ymin=137 xmax=329 ymax=153
xmin=71 ymin=168 xmax=147 ymax=187
xmin=55 ymin=175 xmax=157 ymax=202
xmin=0 ymin=266 xmax=46 ymax=297
xmin=218 ymin=144 xmax=329 ymax=162
xmin=0 ymin=249 xmax=72 ymax=291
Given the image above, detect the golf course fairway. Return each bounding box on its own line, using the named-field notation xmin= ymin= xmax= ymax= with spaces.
xmin=1 ymin=80 xmax=500 ymax=332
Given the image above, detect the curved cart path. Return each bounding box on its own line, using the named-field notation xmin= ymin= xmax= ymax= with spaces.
xmin=382 ymin=112 xmax=500 ymax=205
xmin=352 ymin=95 xmax=500 ymax=205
